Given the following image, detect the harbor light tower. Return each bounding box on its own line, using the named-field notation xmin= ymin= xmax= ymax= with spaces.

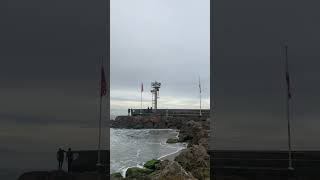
xmin=151 ymin=81 xmax=161 ymax=111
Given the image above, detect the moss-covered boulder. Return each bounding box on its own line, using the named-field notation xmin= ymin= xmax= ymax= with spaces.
xmin=143 ymin=159 xmax=160 ymax=170
xmin=111 ymin=172 xmax=123 ymax=179
xmin=125 ymin=167 xmax=153 ymax=179
xmin=166 ymin=138 xmax=179 ymax=144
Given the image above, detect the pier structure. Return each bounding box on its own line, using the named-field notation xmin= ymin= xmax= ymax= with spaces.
xmin=131 ymin=108 xmax=210 ymax=118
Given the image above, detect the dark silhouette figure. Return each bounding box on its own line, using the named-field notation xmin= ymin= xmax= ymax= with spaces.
xmin=57 ymin=148 xmax=65 ymax=170
xmin=66 ymin=148 xmax=73 ymax=172
xmin=128 ymin=108 xmax=130 ymax=116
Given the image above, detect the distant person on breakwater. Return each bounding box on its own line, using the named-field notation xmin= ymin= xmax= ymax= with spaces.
xmin=66 ymin=148 xmax=73 ymax=172
xmin=57 ymin=148 xmax=65 ymax=170
xmin=128 ymin=108 xmax=130 ymax=116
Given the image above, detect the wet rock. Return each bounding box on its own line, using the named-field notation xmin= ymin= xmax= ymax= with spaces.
xmin=110 ymin=115 xmax=204 ymax=130
xmin=111 ymin=172 xmax=123 ymax=180
xmin=125 ymin=167 xmax=153 ymax=180
xmin=166 ymin=138 xmax=179 ymax=144
xmin=191 ymin=168 xmax=210 ymax=180
xmin=144 ymin=159 xmax=161 ymax=170
xmin=178 ymin=120 xmax=209 ymax=146
xmin=152 ymin=161 xmax=196 ymax=180
xmin=175 ymin=145 xmax=210 ymax=180
xmin=198 ymin=137 xmax=209 ymax=150
xmin=155 ymin=160 xmax=170 ymax=171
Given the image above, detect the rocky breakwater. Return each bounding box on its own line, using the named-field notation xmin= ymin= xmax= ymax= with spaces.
xmin=111 ymin=115 xmax=206 ymax=129
xmin=174 ymin=119 xmax=210 ymax=180
xmin=111 ymin=118 xmax=210 ymax=180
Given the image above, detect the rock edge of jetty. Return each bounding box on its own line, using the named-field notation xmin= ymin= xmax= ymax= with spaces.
xmin=111 ymin=115 xmax=210 ymax=180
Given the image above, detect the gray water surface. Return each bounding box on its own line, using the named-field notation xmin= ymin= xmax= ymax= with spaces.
xmin=110 ymin=128 xmax=187 ymax=176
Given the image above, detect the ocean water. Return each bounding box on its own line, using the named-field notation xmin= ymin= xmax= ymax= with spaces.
xmin=110 ymin=128 xmax=187 ymax=176
xmin=0 ymin=128 xmax=186 ymax=179
xmin=0 ymin=168 xmax=22 ymax=180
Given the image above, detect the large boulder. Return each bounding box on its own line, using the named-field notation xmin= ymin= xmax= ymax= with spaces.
xmin=125 ymin=167 xmax=153 ymax=180
xmin=144 ymin=159 xmax=161 ymax=170
xmin=154 ymin=160 xmax=170 ymax=171
xmin=152 ymin=161 xmax=196 ymax=180
xmin=111 ymin=172 xmax=123 ymax=180
xmin=175 ymin=145 xmax=210 ymax=180
xmin=178 ymin=120 xmax=208 ymax=146
xmin=198 ymin=137 xmax=209 ymax=150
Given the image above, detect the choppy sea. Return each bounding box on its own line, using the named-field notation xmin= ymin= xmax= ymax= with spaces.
xmin=110 ymin=128 xmax=187 ymax=176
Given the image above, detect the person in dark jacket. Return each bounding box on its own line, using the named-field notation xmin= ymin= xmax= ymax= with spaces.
xmin=66 ymin=148 xmax=73 ymax=172
xmin=57 ymin=148 xmax=65 ymax=170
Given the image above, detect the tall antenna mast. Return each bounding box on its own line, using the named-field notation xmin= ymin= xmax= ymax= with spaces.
xmin=151 ymin=81 xmax=161 ymax=111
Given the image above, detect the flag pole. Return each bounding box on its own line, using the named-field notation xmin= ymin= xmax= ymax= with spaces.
xmin=285 ymin=45 xmax=293 ymax=170
xmin=97 ymin=56 xmax=103 ymax=166
xmin=140 ymin=83 xmax=143 ymax=115
xmin=199 ymin=76 xmax=202 ymax=117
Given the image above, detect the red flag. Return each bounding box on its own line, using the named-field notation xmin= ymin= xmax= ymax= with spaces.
xmin=285 ymin=45 xmax=292 ymax=99
xmin=286 ymin=71 xmax=291 ymax=99
xmin=141 ymin=82 xmax=144 ymax=92
xmin=101 ymin=66 xmax=107 ymax=97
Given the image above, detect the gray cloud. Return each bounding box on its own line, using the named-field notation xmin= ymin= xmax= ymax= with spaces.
xmin=0 ymin=0 xmax=209 ymax=171
xmin=212 ymin=0 xmax=320 ymax=150
xmin=0 ymin=0 xmax=109 ymax=170
xmin=110 ymin=0 xmax=210 ymax=115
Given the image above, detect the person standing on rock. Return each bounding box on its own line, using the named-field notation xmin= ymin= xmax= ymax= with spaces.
xmin=66 ymin=148 xmax=73 ymax=172
xmin=128 ymin=108 xmax=130 ymax=116
xmin=57 ymin=148 xmax=65 ymax=170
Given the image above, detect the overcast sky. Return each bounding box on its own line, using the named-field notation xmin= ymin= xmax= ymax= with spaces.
xmin=212 ymin=0 xmax=320 ymax=150
xmin=0 ymin=0 xmax=209 ymax=171
xmin=0 ymin=0 xmax=109 ymax=170
xmin=110 ymin=0 xmax=210 ymax=115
